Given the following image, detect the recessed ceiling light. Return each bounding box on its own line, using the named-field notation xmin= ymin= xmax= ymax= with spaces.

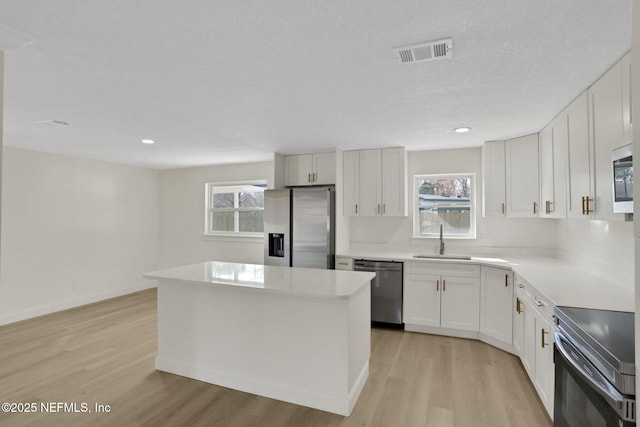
xmin=141 ymin=139 xmax=155 ymax=144
xmin=454 ymin=127 xmax=471 ymax=133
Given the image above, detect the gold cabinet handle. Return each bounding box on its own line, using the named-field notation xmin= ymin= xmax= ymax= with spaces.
xmin=382 ymin=204 xmax=386 ymax=215
xmin=501 ymin=202 xmax=505 ymax=215
xmin=355 ymin=204 xmax=358 ymax=215
xmin=505 ymin=274 xmax=508 ymax=287
xmin=436 ymin=279 xmax=439 ymax=291
xmin=377 ymin=204 xmax=381 ymax=214
xmin=442 ymin=279 xmax=446 ymax=292
xmin=545 ymin=200 xmax=552 ymax=215
xmin=516 ymin=297 xmax=521 ymax=314
xmin=533 ymin=201 xmax=537 ymax=214
xmin=308 ymin=173 xmax=311 ymax=183
xmin=582 ymin=196 xmax=593 ymax=215
xmin=541 ymin=328 xmax=549 ymax=348
xmin=313 ymin=173 xmax=317 ymax=182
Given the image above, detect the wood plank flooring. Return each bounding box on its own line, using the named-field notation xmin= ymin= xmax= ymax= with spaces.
xmin=0 ymin=289 xmax=551 ymax=427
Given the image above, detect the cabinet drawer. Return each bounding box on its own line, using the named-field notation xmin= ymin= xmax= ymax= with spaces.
xmin=335 ymin=257 xmax=353 ymax=270
xmin=405 ymin=262 xmax=480 ymax=278
xmin=515 ymin=275 xmax=554 ymax=319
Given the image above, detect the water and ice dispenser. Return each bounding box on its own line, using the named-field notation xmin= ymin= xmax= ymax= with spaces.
xmin=268 ymin=233 xmax=285 ymax=258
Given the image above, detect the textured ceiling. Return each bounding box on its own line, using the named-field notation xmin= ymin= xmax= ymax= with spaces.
xmin=0 ymin=0 xmax=632 ymax=169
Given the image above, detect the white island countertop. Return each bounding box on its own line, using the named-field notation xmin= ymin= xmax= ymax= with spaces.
xmin=147 ymin=260 xmax=375 ymax=416
xmin=144 ymin=261 xmax=375 ymax=299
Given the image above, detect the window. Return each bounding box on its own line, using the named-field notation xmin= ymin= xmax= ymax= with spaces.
xmin=205 ymin=181 xmax=267 ymax=236
xmin=413 ymin=174 xmax=476 ymax=239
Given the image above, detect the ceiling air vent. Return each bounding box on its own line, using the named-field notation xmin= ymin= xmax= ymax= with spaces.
xmin=393 ymin=38 xmax=452 ymax=64
xmin=37 ymin=120 xmax=71 ymax=127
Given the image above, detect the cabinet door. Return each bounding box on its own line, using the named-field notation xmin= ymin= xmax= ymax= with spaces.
xmin=521 ymin=298 xmax=536 ymax=377
xmin=403 ymin=274 xmax=441 ymax=327
xmin=589 ymin=61 xmax=624 ymax=222
xmin=440 ymin=276 xmax=480 ymax=331
xmin=380 ymin=147 xmax=406 ymax=216
xmin=343 ymin=151 xmax=360 ymax=216
xmin=539 ymin=125 xmax=554 ymax=218
xmin=534 ymin=312 xmax=555 ymax=418
xmin=566 ymin=91 xmax=593 ymax=219
xmin=285 ymin=154 xmax=313 ymax=186
xmin=622 ymin=52 xmax=632 ymax=143
xmin=359 ymin=149 xmax=382 ymax=216
xmin=482 ymin=141 xmax=506 ymax=217
xmin=313 ymin=152 xmax=336 ymax=185
xmin=480 ymin=267 xmax=513 ymax=345
xmin=551 ymin=116 xmax=568 ymax=218
xmin=506 ymin=134 xmax=540 ymax=217
xmin=513 ymin=285 xmax=525 ymax=354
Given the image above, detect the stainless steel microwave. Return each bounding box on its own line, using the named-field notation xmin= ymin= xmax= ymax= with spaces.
xmin=612 ymin=143 xmax=633 ymax=213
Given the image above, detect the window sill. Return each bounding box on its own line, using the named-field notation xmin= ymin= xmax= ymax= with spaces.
xmin=412 ymin=235 xmax=477 ymax=240
xmin=202 ymin=233 xmax=265 ymax=244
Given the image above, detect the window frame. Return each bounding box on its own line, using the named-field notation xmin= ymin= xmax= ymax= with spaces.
xmin=204 ymin=180 xmax=267 ymax=237
xmin=412 ymin=173 xmax=476 ymax=239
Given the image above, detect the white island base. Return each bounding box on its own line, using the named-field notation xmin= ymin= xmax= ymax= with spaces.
xmin=145 ymin=262 xmax=374 ymax=416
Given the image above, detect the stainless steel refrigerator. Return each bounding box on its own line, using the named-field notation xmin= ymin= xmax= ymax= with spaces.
xmin=264 ymin=186 xmax=335 ymax=269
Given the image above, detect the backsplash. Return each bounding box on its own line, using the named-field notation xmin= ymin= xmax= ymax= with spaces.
xmin=556 ymin=219 xmax=634 ymax=289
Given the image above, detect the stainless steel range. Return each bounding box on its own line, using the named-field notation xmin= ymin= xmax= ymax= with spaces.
xmin=554 ymin=306 xmax=635 ymax=426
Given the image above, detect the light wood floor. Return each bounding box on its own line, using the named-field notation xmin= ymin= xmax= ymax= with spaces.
xmin=0 ymin=289 xmax=551 ymax=427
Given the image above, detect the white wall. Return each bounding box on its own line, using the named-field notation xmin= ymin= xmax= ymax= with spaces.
xmin=556 ymin=219 xmax=634 ymax=287
xmin=0 ymin=147 xmax=160 ymax=324
xmin=158 ymin=161 xmax=273 ymax=268
xmin=349 ymin=148 xmax=559 ymax=255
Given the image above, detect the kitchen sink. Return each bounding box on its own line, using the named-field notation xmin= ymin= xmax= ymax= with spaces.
xmin=413 ymin=254 xmax=472 ymax=260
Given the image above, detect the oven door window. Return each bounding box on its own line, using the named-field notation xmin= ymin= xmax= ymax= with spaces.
xmin=554 ymin=345 xmax=634 ymax=427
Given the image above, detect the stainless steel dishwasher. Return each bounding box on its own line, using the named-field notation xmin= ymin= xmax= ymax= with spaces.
xmin=353 ymin=260 xmax=403 ymax=327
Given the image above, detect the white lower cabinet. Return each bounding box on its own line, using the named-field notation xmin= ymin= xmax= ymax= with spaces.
xmin=404 ymin=262 xmax=480 ymax=334
xmin=515 ymin=274 xmax=555 ymax=419
xmin=479 ymin=266 xmax=513 ymax=349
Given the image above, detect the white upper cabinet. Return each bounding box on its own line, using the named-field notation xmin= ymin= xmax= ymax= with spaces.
xmin=539 ymin=125 xmax=554 ymax=217
xmin=482 ymin=141 xmax=506 ymax=217
xmin=380 ymin=147 xmax=407 ymax=216
xmin=566 ymin=91 xmax=593 ymax=219
xmin=343 ymin=150 xmax=360 ymax=215
xmin=505 ymin=134 xmax=540 ymax=218
xmin=540 ymin=115 xmax=568 ymax=219
xmin=343 ymin=147 xmax=407 ymax=217
xmin=285 ymin=152 xmax=336 ymax=186
xmin=622 ymin=52 xmax=632 ymax=143
xmin=358 ymin=149 xmax=382 ymax=216
xmin=588 ymin=60 xmax=625 ymax=222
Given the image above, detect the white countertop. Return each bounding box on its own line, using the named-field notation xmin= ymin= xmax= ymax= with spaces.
xmin=338 ymin=249 xmax=634 ymax=312
xmin=144 ymin=261 xmax=375 ymax=299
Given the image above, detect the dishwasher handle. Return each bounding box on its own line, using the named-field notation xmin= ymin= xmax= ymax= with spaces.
xmin=354 ymin=260 xmax=403 ymax=272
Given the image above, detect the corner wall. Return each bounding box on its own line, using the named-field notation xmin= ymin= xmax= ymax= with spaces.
xmin=0 ymin=147 xmax=160 ymax=324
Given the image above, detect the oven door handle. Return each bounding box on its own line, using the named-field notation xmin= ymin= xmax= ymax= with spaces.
xmin=554 ymin=332 xmax=634 ymax=421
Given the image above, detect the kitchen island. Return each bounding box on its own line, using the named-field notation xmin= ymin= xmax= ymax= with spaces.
xmin=143 ymin=261 xmax=375 ymax=416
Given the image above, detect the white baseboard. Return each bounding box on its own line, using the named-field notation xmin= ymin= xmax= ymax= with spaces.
xmin=405 ymin=324 xmax=480 ymax=340
xmin=156 ymin=356 xmax=368 ymax=416
xmin=0 ymin=283 xmax=156 ymax=326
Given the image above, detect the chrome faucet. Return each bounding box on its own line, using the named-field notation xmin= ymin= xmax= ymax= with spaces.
xmin=439 ymin=224 xmax=445 ymax=255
